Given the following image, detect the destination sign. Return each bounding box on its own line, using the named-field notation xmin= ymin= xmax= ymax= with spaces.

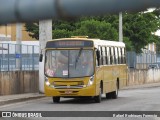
xmin=46 ymin=40 xmax=93 ymax=48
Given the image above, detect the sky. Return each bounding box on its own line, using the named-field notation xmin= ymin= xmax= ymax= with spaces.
xmin=155 ymin=30 xmax=160 ymax=36
xmin=147 ymin=8 xmax=160 ymax=36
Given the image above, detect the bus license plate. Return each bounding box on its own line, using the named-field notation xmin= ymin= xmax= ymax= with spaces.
xmin=65 ymin=90 xmax=72 ymax=94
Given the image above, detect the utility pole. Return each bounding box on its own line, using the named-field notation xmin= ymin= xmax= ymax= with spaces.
xmin=39 ymin=20 xmax=52 ymax=93
xmin=16 ymin=23 xmax=22 ymax=70
xmin=119 ymin=12 xmax=123 ymax=42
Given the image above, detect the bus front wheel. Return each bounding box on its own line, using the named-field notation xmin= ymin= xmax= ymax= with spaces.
xmin=94 ymin=88 xmax=102 ymax=103
xmin=52 ymin=97 xmax=60 ymax=103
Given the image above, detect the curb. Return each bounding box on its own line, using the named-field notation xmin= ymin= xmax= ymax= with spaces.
xmin=0 ymin=95 xmax=45 ymax=106
xmin=121 ymin=83 xmax=160 ymax=90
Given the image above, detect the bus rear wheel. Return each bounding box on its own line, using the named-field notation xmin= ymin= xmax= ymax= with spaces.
xmin=111 ymin=82 xmax=118 ymax=99
xmin=106 ymin=92 xmax=112 ymax=99
xmin=52 ymin=97 xmax=60 ymax=103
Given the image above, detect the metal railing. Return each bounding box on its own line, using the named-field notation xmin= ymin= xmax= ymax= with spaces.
xmin=0 ymin=43 xmax=39 ymax=71
xmin=1 ymin=44 xmax=159 ymax=71
xmin=127 ymin=51 xmax=159 ymax=69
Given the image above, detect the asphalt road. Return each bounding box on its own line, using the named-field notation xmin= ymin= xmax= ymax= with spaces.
xmin=0 ymin=87 xmax=160 ymax=120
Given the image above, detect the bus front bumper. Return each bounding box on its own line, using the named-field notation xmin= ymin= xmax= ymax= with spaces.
xmin=45 ymin=85 xmax=96 ymax=97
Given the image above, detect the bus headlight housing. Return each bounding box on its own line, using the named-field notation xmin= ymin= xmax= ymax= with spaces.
xmin=45 ymin=77 xmax=50 ymax=86
xmin=87 ymin=75 xmax=94 ymax=86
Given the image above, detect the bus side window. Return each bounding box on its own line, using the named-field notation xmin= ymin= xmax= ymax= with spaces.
xmin=111 ymin=47 xmax=115 ymax=64
xmin=96 ymin=49 xmax=100 ymax=66
xmin=120 ymin=48 xmax=123 ymax=64
xmin=100 ymin=46 xmax=103 ymax=65
xmin=102 ymin=46 xmax=106 ymax=65
xmin=105 ymin=47 xmax=108 ymax=65
xmin=113 ymin=47 xmax=116 ymax=64
xmin=98 ymin=46 xmax=103 ymax=65
xmin=109 ymin=47 xmax=112 ymax=64
xmin=118 ymin=47 xmax=121 ymax=64
xmin=106 ymin=47 xmax=110 ymax=65
xmin=124 ymin=48 xmax=126 ymax=64
xmin=122 ymin=47 xmax=126 ymax=64
xmin=114 ymin=47 xmax=118 ymax=64
xmin=117 ymin=48 xmax=119 ymax=64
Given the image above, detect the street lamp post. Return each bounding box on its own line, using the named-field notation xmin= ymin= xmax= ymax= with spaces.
xmin=119 ymin=12 xmax=123 ymax=42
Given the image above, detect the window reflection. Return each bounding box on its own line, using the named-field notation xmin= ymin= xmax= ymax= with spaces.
xmin=45 ymin=50 xmax=94 ymax=78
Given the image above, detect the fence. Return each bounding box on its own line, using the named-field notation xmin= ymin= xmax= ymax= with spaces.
xmin=127 ymin=51 xmax=159 ymax=69
xmin=0 ymin=43 xmax=39 ymax=71
xmin=1 ymin=44 xmax=159 ymax=71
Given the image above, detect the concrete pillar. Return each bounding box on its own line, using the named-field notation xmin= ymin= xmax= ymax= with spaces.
xmin=16 ymin=23 xmax=22 ymax=70
xmin=39 ymin=20 xmax=52 ymax=93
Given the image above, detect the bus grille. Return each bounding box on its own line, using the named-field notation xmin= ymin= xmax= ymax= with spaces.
xmin=54 ymin=85 xmax=84 ymax=89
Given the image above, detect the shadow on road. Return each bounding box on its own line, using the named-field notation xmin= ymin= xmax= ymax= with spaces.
xmin=48 ymin=96 xmax=121 ymax=104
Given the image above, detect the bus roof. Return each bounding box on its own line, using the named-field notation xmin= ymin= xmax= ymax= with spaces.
xmin=48 ymin=38 xmax=125 ymax=48
xmin=93 ymin=39 xmax=125 ymax=48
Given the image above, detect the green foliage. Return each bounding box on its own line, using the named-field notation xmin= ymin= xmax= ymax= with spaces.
xmin=123 ymin=37 xmax=133 ymax=51
xmin=25 ymin=9 xmax=160 ymax=53
xmin=25 ymin=22 xmax=39 ymax=40
xmin=73 ymin=19 xmax=118 ymax=40
xmin=123 ymin=10 xmax=160 ymax=53
xmin=52 ymin=29 xmax=71 ymax=38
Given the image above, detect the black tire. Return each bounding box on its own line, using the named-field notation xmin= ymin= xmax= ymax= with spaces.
xmin=52 ymin=97 xmax=60 ymax=103
xmin=106 ymin=92 xmax=112 ymax=99
xmin=94 ymin=87 xmax=102 ymax=103
xmin=111 ymin=82 xmax=118 ymax=99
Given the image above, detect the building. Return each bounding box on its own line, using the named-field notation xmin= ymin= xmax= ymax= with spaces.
xmin=0 ymin=25 xmax=11 ymax=41
xmin=0 ymin=24 xmax=36 ymax=41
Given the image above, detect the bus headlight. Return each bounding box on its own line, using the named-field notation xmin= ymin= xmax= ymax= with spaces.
xmin=87 ymin=75 xmax=94 ymax=86
xmin=45 ymin=77 xmax=50 ymax=86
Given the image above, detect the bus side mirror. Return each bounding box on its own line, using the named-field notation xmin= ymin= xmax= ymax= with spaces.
xmin=39 ymin=54 xmax=43 ymax=62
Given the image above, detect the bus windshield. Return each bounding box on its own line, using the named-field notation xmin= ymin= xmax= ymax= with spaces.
xmin=45 ymin=49 xmax=94 ymax=78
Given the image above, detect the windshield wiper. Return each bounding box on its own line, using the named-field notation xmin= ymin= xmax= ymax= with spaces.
xmin=75 ymin=48 xmax=83 ymax=69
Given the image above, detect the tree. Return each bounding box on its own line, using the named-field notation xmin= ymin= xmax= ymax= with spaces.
xmin=123 ymin=10 xmax=160 ymax=53
xmin=73 ymin=19 xmax=118 ymax=40
xmin=152 ymin=8 xmax=160 ymax=53
xmin=25 ymin=22 xmax=39 ymax=39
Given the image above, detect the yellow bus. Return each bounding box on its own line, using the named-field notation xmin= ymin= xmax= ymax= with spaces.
xmin=41 ymin=36 xmax=127 ymax=103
